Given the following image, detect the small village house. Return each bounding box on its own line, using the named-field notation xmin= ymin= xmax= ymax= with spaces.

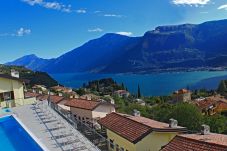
xmin=65 ymin=99 xmax=115 ymax=127
xmin=195 ymin=95 xmax=227 ymax=115
xmin=172 ymin=89 xmax=191 ymax=103
xmin=32 ymin=84 xmax=47 ymax=93
xmin=114 ymin=90 xmax=130 ymax=98
xmin=98 ymin=111 xmax=187 ymax=151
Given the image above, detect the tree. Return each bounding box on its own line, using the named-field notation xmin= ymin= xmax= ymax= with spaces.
xmin=151 ymin=103 xmax=173 ymax=122
xmin=217 ymin=80 xmax=227 ymax=95
xmin=169 ymin=103 xmax=203 ymax=131
xmin=137 ymin=84 xmax=141 ymax=98
xmin=121 ymin=83 xmax=125 ymax=90
xmin=203 ymin=115 xmax=227 ymax=134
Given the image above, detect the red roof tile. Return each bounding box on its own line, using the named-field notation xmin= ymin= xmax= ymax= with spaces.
xmin=98 ymin=112 xmax=186 ymax=144
xmin=162 ymin=133 xmax=227 ymax=151
xmin=195 ymin=98 xmax=217 ymax=110
xmin=64 ymin=99 xmax=102 ymax=110
xmin=98 ymin=112 xmax=151 ymax=143
xmin=174 ymin=89 xmax=190 ymax=94
xmin=49 ymin=95 xmax=64 ymax=104
xmin=37 ymin=95 xmax=49 ymax=101
xmin=25 ymin=92 xmax=41 ymax=98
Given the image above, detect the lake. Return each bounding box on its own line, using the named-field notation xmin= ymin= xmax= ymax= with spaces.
xmin=51 ymin=71 xmax=227 ymax=96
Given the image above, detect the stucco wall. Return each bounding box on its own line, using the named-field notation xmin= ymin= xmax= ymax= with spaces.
xmin=106 ymin=129 xmax=179 ymax=151
xmin=0 ymin=78 xmax=24 ymax=104
xmin=107 ymin=129 xmax=136 ymax=151
xmin=135 ymin=132 xmax=178 ymax=151
xmin=70 ymin=107 xmax=92 ymax=122
xmin=92 ymin=104 xmax=115 ymax=119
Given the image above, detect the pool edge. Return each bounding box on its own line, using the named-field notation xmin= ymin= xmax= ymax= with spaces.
xmin=11 ymin=114 xmax=50 ymax=151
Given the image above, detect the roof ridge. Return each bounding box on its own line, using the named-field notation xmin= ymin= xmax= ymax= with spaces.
xmin=177 ymin=135 xmax=227 ymax=148
xmin=112 ymin=112 xmax=153 ymax=129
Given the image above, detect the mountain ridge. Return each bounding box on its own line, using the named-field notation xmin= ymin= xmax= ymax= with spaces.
xmin=6 ymin=19 xmax=227 ymax=74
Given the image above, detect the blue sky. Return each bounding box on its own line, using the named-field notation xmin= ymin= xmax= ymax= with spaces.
xmin=0 ymin=0 xmax=227 ymax=63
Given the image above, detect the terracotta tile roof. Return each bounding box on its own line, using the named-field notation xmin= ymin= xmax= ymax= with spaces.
xmin=37 ymin=95 xmax=49 ymax=101
xmin=174 ymin=89 xmax=190 ymax=94
xmin=49 ymin=95 xmax=64 ymax=104
xmin=64 ymin=99 xmax=102 ymax=110
xmin=98 ymin=112 xmax=186 ymax=144
xmin=126 ymin=114 xmax=185 ymax=131
xmin=161 ymin=133 xmax=227 ymax=151
xmin=195 ymin=98 xmax=217 ymax=110
xmin=216 ymin=101 xmax=227 ymax=110
xmin=25 ymin=92 xmax=41 ymax=98
xmin=98 ymin=112 xmax=151 ymax=143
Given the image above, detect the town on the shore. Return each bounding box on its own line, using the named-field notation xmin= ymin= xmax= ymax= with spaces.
xmin=1 ymin=68 xmax=227 ymax=151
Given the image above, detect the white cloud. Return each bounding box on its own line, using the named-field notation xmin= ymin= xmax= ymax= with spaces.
xmin=16 ymin=28 xmax=31 ymax=36
xmin=22 ymin=0 xmax=72 ymax=13
xmin=172 ymin=0 xmax=210 ymax=5
xmin=76 ymin=9 xmax=86 ymax=14
xmin=116 ymin=32 xmax=133 ymax=36
xmin=103 ymin=14 xmax=123 ymax=18
xmin=0 ymin=27 xmax=31 ymax=37
xmin=88 ymin=28 xmax=103 ymax=32
xmin=218 ymin=4 xmax=227 ymax=10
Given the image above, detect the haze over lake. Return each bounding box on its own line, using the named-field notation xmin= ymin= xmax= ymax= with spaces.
xmin=51 ymin=71 xmax=227 ymax=96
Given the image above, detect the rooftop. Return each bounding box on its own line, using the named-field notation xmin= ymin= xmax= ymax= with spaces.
xmin=0 ymin=74 xmax=23 ymax=83
xmin=25 ymin=92 xmax=42 ymax=98
xmin=9 ymin=103 xmax=99 ymax=151
xmin=195 ymin=98 xmax=217 ymax=110
xmin=161 ymin=133 xmax=227 ymax=151
xmin=64 ymin=99 xmax=102 ymax=110
xmin=173 ymin=89 xmax=190 ymax=94
xmin=98 ymin=112 xmax=186 ymax=144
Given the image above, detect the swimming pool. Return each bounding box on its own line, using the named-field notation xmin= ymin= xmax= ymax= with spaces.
xmin=0 ymin=115 xmax=44 ymax=151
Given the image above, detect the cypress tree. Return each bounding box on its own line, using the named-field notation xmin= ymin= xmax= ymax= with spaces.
xmin=137 ymin=84 xmax=141 ymax=98
xmin=217 ymin=80 xmax=227 ymax=95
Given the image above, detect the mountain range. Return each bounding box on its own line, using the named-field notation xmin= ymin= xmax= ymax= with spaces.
xmin=6 ymin=19 xmax=227 ymax=74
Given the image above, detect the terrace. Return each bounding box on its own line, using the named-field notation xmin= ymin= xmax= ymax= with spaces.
xmin=1 ymin=100 xmax=100 ymax=151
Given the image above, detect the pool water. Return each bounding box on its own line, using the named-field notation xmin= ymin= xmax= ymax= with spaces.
xmin=0 ymin=116 xmax=43 ymax=151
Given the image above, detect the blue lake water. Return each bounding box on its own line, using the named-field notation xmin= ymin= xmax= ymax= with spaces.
xmin=51 ymin=71 xmax=227 ymax=96
xmin=0 ymin=116 xmax=43 ymax=151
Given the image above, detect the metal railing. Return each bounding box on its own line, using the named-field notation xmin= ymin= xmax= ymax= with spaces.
xmin=49 ymin=103 xmax=113 ymax=151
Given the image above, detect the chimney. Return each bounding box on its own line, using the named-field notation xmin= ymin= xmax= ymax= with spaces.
xmin=201 ymin=124 xmax=210 ymax=135
xmin=169 ymin=118 xmax=178 ymax=128
xmin=110 ymin=99 xmax=115 ymax=105
xmin=11 ymin=69 xmax=19 ymax=78
xmin=133 ymin=109 xmax=140 ymax=117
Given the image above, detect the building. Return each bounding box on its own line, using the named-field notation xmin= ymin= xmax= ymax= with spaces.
xmin=172 ymin=89 xmax=191 ymax=103
xmin=114 ymin=90 xmax=130 ymax=98
xmin=65 ymin=99 xmax=115 ymax=127
xmin=98 ymin=111 xmax=187 ymax=151
xmin=50 ymin=85 xmax=72 ymax=93
xmin=0 ymin=73 xmax=35 ymax=107
xmin=80 ymin=93 xmax=100 ymax=100
xmin=195 ymin=97 xmax=217 ymax=115
xmin=32 ymin=84 xmax=47 ymax=93
xmin=161 ymin=125 xmax=227 ymax=151
xmin=195 ymin=96 xmax=227 ymax=115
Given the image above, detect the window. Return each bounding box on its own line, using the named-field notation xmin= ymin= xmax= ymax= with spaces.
xmin=109 ymin=139 xmax=114 ymax=149
xmin=4 ymin=92 xmax=12 ymax=100
xmin=120 ymin=147 xmax=124 ymax=151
